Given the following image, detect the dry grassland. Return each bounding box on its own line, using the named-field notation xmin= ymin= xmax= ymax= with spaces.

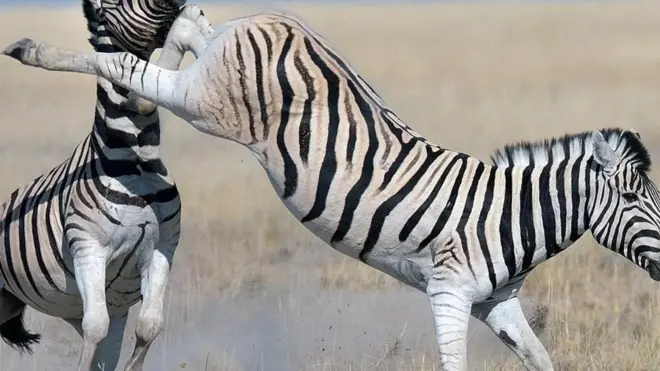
xmin=1 ymin=1 xmax=660 ymax=370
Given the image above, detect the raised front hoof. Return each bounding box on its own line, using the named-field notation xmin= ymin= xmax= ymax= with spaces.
xmin=123 ymin=92 xmax=157 ymax=115
xmin=181 ymin=4 xmax=206 ymax=20
xmin=181 ymin=4 xmax=212 ymax=32
xmin=2 ymin=38 xmax=37 ymax=64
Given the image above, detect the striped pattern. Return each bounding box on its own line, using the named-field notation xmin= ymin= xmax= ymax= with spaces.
xmin=0 ymin=0 xmax=182 ymax=369
xmin=5 ymin=6 xmax=660 ymax=370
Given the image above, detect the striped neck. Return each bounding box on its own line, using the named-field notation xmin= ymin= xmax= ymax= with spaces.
xmin=91 ymin=79 xmax=162 ymax=168
xmin=515 ymin=156 xmax=593 ymax=269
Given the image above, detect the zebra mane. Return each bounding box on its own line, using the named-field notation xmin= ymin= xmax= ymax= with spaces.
xmin=490 ymin=127 xmax=652 ymax=174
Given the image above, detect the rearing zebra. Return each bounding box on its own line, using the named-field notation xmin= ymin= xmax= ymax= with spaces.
xmin=5 ymin=6 xmax=660 ymax=371
xmin=0 ymin=1 xmax=184 ymax=370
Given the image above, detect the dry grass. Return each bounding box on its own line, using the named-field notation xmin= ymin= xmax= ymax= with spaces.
xmin=1 ymin=1 xmax=660 ymax=370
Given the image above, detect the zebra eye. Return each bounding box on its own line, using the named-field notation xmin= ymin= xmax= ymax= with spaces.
xmin=623 ymin=193 xmax=639 ymax=203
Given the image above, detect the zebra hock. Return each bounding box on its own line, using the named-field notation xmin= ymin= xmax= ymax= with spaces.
xmin=6 ymin=6 xmax=660 ymax=371
xmin=0 ymin=0 xmax=185 ymax=370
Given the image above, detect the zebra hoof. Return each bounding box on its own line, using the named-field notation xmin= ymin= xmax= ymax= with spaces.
xmin=123 ymin=92 xmax=157 ymax=115
xmin=2 ymin=38 xmax=37 ymax=63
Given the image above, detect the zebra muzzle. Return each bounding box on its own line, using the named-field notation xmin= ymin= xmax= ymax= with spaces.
xmin=647 ymin=260 xmax=660 ymax=281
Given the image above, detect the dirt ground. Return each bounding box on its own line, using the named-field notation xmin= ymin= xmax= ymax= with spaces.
xmin=1 ymin=2 xmax=660 ymax=370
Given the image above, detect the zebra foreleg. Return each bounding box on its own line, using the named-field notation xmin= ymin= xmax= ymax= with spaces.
xmin=65 ymin=312 xmax=128 ymax=371
xmin=72 ymin=246 xmax=110 ymax=371
xmin=124 ymin=248 xmax=172 ymax=371
xmin=425 ymin=231 xmax=478 ymax=371
xmin=472 ymin=293 xmax=554 ymax=371
xmin=426 ymin=281 xmax=472 ymax=371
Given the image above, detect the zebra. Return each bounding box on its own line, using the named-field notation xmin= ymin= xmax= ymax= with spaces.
xmin=5 ymin=6 xmax=660 ymax=370
xmin=0 ymin=0 xmax=184 ymax=370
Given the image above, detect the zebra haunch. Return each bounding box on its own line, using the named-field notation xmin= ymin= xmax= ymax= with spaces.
xmin=6 ymin=5 xmax=660 ymax=371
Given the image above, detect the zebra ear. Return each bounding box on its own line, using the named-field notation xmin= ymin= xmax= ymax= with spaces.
xmin=81 ymin=0 xmax=103 ymax=49
xmin=629 ymin=128 xmax=642 ymax=140
xmin=592 ymin=130 xmax=619 ymax=172
xmin=83 ymin=0 xmax=102 ymax=13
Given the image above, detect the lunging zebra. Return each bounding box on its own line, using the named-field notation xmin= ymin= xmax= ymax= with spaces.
xmin=5 ymin=6 xmax=660 ymax=370
xmin=0 ymin=1 xmax=184 ymax=370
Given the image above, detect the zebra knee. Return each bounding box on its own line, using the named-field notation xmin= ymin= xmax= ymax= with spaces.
xmin=82 ymin=307 xmax=110 ymax=344
xmin=135 ymin=310 xmax=163 ymax=344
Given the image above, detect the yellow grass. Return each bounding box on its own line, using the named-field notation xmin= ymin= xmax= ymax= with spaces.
xmin=1 ymin=1 xmax=660 ymax=370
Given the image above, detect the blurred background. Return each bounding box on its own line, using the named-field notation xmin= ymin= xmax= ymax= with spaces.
xmin=1 ymin=1 xmax=660 ymax=370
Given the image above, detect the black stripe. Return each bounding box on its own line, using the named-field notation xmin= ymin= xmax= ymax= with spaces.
xmin=556 ymin=158 xmax=569 ymax=242
xmin=275 ymin=26 xmax=298 ymax=199
xmin=519 ymin=167 xmax=535 ymax=271
xmin=584 ymin=158 xmax=593 ymax=231
xmin=247 ymin=30 xmax=269 ymax=140
xmin=235 ymin=34 xmax=256 ymax=142
xmin=539 ymin=162 xmax=558 ymax=259
xmin=478 ymin=167 xmax=498 ymax=290
xmin=569 ymin=155 xmax=584 ymax=241
xmin=499 ymin=167 xmax=515 ymax=279
xmin=344 ymin=93 xmax=358 ymax=167
xmin=293 ymin=52 xmax=314 ymax=165
xmin=331 ymin=80 xmax=377 ymax=244
xmin=301 ymin=37 xmax=340 ymax=222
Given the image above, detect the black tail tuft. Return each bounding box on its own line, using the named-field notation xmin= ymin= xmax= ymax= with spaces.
xmin=0 ymin=309 xmax=41 ymax=354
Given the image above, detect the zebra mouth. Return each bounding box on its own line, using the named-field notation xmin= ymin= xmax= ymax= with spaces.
xmin=647 ymin=261 xmax=660 ymax=281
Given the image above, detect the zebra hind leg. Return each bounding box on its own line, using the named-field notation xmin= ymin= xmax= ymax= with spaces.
xmin=0 ymin=288 xmax=40 ymax=353
xmin=124 ymin=248 xmax=173 ymax=371
xmin=472 ymin=291 xmax=554 ymax=371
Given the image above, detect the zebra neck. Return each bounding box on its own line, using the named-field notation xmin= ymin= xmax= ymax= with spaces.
xmin=91 ymin=82 xmax=163 ymax=168
xmin=520 ymin=159 xmax=592 ymax=267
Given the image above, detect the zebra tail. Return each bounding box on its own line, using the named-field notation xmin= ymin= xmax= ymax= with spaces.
xmin=0 ymin=306 xmax=41 ymax=354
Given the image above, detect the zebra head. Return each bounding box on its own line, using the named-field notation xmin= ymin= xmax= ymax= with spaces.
xmin=82 ymin=0 xmax=186 ymax=59
xmin=588 ymin=129 xmax=660 ymax=280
